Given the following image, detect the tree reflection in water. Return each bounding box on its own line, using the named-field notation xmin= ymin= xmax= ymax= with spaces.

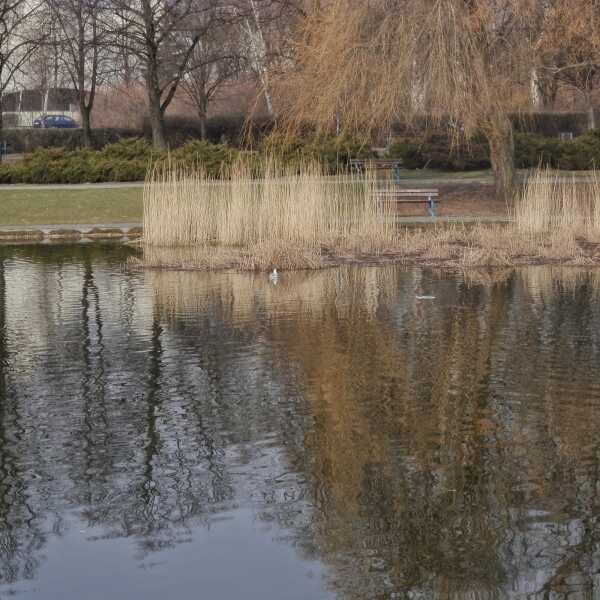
xmin=1 ymin=244 xmax=600 ymax=599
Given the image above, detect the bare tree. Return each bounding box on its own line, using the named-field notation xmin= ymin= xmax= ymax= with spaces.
xmin=530 ymin=0 xmax=560 ymax=110
xmin=0 ymin=1 xmax=46 ymax=133
xmin=535 ymin=0 xmax=600 ymax=129
xmin=235 ymin=0 xmax=306 ymax=117
xmin=46 ymin=0 xmax=109 ymax=147
xmin=109 ymin=0 xmax=223 ymax=149
xmin=24 ymin=11 xmax=69 ymax=114
xmin=180 ymin=23 xmax=245 ymax=139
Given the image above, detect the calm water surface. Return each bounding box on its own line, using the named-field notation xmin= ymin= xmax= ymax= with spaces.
xmin=1 ymin=244 xmax=600 ymax=599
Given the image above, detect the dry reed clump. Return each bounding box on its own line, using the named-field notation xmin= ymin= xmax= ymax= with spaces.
xmin=141 ymin=159 xmax=400 ymax=270
xmin=515 ymin=169 xmax=600 ymax=237
xmin=143 ymin=160 xmax=395 ymax=245
xmin=240 ymin=240 xmax=323 ymax=271
xmin=138 ymin=165 xmax=600 ymax=272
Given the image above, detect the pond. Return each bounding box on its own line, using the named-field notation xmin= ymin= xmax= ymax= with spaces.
xmin=1 ymin=244 xmax=600 ymax=599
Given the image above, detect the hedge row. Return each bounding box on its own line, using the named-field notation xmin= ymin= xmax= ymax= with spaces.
xmin=262 ymin=132 xmax=374 ymax=172
xmin=386 ymin=133 xmax=490 ymax=171
xmin=1 ymin=127 xmax=139 ymax=153
xmin=0 ymin=114 xmax=273 ymax=153
xmin=390 ymin=112 xmax=593 ymax=139
xmin=4 ymin=110 xmax=592 ymax=155
xmin=2 ymin=131 xmax=600 ymax=185
xmin=513 ymin=131 xmax=600 ymax=170
xmin=387 ymin=130 xmax=600 ymax=171
xmin=140 ymin=114 xmax=274 ymax=146
xmin=0 ymin=139 xmax=239 ymax=184
xmin=0 ymin=135 xmax=374 ymax=184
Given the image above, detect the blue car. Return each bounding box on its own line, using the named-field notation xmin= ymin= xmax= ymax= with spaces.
xmin=33 ymin=115 xmax=78 ymax=129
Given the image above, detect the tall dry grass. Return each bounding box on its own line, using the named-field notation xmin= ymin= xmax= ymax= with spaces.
xmin=515 ymin=169 xmax=600 ymax=236
xmin=137 ymin=165 xmax=600 ymax=271
xmin=143 ymin=160 xmax=396 ymax=253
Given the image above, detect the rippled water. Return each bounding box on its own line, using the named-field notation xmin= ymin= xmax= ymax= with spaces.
xmin=1 ymin=244 xmax=600 ymax=599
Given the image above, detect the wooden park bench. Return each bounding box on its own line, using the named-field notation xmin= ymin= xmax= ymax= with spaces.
xmin=372 ymin=188 xmax=440 ymax=217
xmin=349 ymin=158 xmax=403 ymax=182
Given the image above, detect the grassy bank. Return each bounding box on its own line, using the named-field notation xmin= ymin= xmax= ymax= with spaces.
xmin=0 ymin=187 xmax=142 ymax=225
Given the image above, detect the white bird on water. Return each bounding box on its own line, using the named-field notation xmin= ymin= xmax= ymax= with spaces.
xmin=269 ymin=268 xmax=279 ymax=284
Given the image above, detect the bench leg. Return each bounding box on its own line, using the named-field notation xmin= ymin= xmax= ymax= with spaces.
xmin=427 ymin=197 xmax=436 ymax=217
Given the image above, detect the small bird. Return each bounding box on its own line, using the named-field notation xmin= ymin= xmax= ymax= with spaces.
xmin=269 ymin=268 xmax=279 ymax=283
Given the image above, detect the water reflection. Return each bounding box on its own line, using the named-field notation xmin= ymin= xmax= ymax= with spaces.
xmin=1 ymin=245 xmax=600 ymax=598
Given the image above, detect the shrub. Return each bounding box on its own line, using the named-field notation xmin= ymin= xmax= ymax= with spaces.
xmin=514 ymin=134 xmax=563 ymax=169
xmin=387 ymin=130 xmax=600 ymax=172
xmin=386 ymin=140 xmax=426 ymax=169
xmin=387 ymin=133 xmax=490 ymax=170
xmin=101 ymin=137 xmax=154 ymax=161
xmin=514 ymin=130 xmax=600 ymax=170
xmin=262 ymin=132 xmax=374 ymax=172
xmin=168 ymin=140 xmax=239 ymax=176
xmin=0 ymin=138 xmax=244 ymax=183
xmin=559 ymin=130 xmax=600 ymax=170
xmin=513 ymin=112 xmax=590 ymax=138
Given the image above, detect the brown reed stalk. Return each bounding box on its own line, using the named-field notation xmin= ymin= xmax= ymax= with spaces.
xmin=142 ymin=158 xmax=396 ymax=250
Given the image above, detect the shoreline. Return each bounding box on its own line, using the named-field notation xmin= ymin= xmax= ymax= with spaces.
xmin=0 ymin=223 xmax=142 ymax=243
xmin=2 ymin=229 xmax=600 ymax=270
xmin=129 ymin=253 xmax=600 ymax=272
xmin=129 ymin=233 xmax=600 ymax=272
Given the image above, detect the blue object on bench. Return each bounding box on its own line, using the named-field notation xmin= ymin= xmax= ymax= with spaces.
xmin=427 ymin=195 xmax=436 ymax=217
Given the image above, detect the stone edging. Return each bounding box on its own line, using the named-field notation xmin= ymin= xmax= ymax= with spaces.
xmin=0 ymin=224 xmax=143 ymax=243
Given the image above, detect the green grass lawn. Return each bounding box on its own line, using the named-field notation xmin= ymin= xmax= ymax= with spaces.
xmin=0 ymin=187 xmax=143 ymax=226
xmin=397 ymin=169 xmax=493 ymax=180
xmin=1 ymin=167 xmax=595 ymax=228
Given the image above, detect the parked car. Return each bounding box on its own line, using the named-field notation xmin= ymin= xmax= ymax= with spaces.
xmin=33 ymin=115 xmax=78 ymax=129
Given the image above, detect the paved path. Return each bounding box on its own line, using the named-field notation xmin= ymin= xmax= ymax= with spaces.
xmin=0 ymin=182 xmax=144 ymax=191
xmin=394 ymin=215 xmax=510 ymax=224
xmin=0 ymin=178 xmax=493 ymax=190
xmin=0 ymin=173 xmax=595 ymax=192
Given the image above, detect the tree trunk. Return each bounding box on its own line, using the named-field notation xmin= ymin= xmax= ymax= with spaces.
xmin=199 ymin=113 xmax=207 ymax=140
xmin=530 ymin=66 xmax=558 ymax=110
xmin=530 ymin=67 xmax=542 ymax=109
xmin=486 ymin=115 xmax=516 ymax=201
xmin=147 ymin=85 xmax=166 ymax=150
xmin=80 ymin=104 xmax=93 ymax=148
xmin=0 ymin=99 xmax=4 ymax=164
xmin=588 ymin=103 xmax=596 ymax=131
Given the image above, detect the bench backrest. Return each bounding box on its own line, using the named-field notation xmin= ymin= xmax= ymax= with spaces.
xmin=374 ymin=189 xmax=439 ymax=197
xmin=350 ymin=159 xmax=403 ymax=168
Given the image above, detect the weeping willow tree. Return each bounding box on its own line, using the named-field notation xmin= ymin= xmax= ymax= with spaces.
xmin=275 ymin=0 xmax=538 ymax=200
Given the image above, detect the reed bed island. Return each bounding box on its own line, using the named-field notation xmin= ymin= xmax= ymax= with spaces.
xmin=134 ymin=163 xmax=600 ymax=271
